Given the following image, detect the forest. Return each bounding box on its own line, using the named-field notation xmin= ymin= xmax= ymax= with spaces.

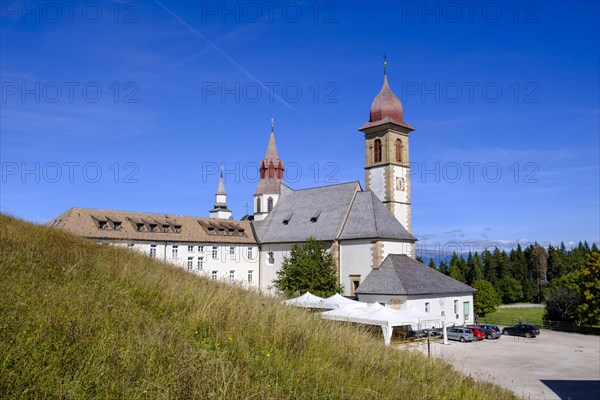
xmin=419 ymin=242 xmax=599 ymax=325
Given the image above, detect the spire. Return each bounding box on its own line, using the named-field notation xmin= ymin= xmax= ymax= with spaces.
xmin=217 ymin=164 xmax=226 ymax=195
xmin=263 ymin=118 xmax=279 ymax=160
xmin=210 ymin=165 xmax=231 ymax=219
xmin=370 ymin=59 xmax=403 ymax=123
xmin=255 ymin=120 xmax=284 ymax=195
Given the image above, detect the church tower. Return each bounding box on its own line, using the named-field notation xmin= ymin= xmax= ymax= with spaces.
xmin=209 ymin=168 xmax=232 ymax=219
xmin=254 ymin=120 xmax=284 ymax=221
xmin=359 ymin=60 xmax=415 ymax=233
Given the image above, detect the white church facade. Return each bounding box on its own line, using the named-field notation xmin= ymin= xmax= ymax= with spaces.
xmin=49 ymin=65 xmax=475 ymax=325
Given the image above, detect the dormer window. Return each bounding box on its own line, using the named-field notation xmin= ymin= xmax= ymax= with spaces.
xmin=228 ymin=229 xmax=234 ymax=236
xmin=207 ymin=227 xmax=215 ymax=235
xmin=282 ymin=213 xmax=293 ymax=225
xmin=149 ymin=224 xmax=158 ymax=232
xmin=136 ymin=223 xmax=145 ymax=232
xmin=113 ymin=222 xmax=122 ymax=230
xmin=218 ymin=228 xmax=224 ymax=235
xmin=310 ymin=211 xmax=321 ymax=223
xmin=162 ymin=225 xmax=170 ymax=233
xmin=238 ymin=228 xmax=245 ymax=236
xmin=173 ymin=225 xmax=181 ymax=233
xmin=98 ymin=221 xmax=108 ymax=229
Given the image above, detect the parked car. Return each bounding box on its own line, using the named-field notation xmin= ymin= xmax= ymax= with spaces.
xmin=502 ymin=324 xmax=540 ymax=338
xmin=476 ymin=324 xmax=502 ymax=339
xmin=447 ymin=327 xmax=475 ymax=342
xmin=467 ymin=326 xmax=486 ymax=341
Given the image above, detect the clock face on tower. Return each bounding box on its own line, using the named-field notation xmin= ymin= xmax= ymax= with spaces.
xmin=396 ymin=177 xmax=405 ymax=191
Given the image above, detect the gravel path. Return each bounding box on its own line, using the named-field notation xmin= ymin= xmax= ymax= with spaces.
xmin=400 ymin=330 xmax=600 ymax=399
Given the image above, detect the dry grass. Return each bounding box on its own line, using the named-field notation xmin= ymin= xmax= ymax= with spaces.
xmin=0 ymin=214 xmax=517 ymax=399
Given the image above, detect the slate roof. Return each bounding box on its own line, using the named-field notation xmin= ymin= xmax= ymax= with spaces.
xmin=339 ymin=191 xmax=413 ymax=240
xmin=49 ymin=208 xmax=257 ymax=244
xmin=253 ymin=182 xmax=416 ymax=244
xmin=253 ymin=182 xmax=358 ymax=243
xmin=355 ymin=254 xmax=475 ymax=295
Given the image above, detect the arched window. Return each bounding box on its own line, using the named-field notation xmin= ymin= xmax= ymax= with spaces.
xmin=395 ymin=139 xmax=403 ymax=163
xmin=256 ymin=197 xmax=261 ymax=213
xmin=374 ymin=139 xmax=382 ymax=163
xmin=267 ymin=197 xmax=273 ymax=212
xmin=268 ymin=252 xmax=275 ymax=264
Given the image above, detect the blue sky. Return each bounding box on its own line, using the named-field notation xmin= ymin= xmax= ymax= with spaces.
xmin=1 ymin=0 xmax=599 ymax=253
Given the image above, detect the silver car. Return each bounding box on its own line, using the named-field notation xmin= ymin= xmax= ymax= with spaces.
xmin=447 ymin=327 xmax=475 ymax=342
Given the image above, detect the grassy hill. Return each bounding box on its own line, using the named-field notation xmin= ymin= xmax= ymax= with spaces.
xmin=0 ymin=214 xmax=516 ymax=399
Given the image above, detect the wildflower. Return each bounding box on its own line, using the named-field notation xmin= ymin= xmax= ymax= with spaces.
xmin=266 ymin=352 xmax=270 ymax=357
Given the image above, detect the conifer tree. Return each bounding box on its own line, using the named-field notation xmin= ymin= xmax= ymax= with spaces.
xmin=427 ymin=258 xmax=436 ymax=269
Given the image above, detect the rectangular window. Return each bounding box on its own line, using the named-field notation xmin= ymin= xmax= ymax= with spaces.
xmin=229 ymin=270 xmax=235 ymax=283
xmin=463 ymin=302 xmax=470 ymax=319
xmin=229 ymin=246 xmax=235 ymax=260
xmin=197 ymin=257 xmax=204 ymax=270
xmin=198 ymin=245 xmax=204 ymax=253
xmin=188 ymin=245 xmax=194 ymax=252
xmin=149 ymin=244 xmax=157 ymax=258
xmin=248 ymin=270 xmax=254 ymax=283
xmin=247 ymin=247 xmax=253 ymax=259
xmin=172 ymin=245 xmax=178 ymax=259
xmin=212 ymin=246 xmax=218 ymax=260
xmin=425 ymin=302 xmax=430 ymax=313
xmin=454 ymin=300 xmax=458 ymax=315
xmin=211 ymin=270 xmax=217 ymax=280
xmin=187 ymin=257 xmax=193 ymax=269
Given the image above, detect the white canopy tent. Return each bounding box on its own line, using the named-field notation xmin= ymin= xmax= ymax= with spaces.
xmin=321 ymin=304 xmax=446 ymax=345
xmin=320 ymin=293 xmax=367 ymax=310
xmin=284 ymin=292 xmax=326 ymax=308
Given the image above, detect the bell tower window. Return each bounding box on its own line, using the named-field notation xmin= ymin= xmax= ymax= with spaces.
xmin=395 ymin=139 xmax=403 ymax=163
xmin=267 ymin=197 xmax=273 ymax=212
xmin=256 ymin=197 xmax=261 ymax=213
xmin=374 ymin=139 xmax=382 ymax=163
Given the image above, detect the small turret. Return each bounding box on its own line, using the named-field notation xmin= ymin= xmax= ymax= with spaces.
xmin=210 ymin=167 xmax=232 ymax=219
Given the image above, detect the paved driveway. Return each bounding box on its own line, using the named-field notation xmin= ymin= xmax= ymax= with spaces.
xmin=402 ymin=330 xmax=600 ymax=399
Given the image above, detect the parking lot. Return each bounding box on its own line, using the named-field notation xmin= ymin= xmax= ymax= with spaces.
xmin=402 ymin=330 xmax=600 ymax=399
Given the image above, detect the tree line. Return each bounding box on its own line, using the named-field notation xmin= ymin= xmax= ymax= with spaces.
xmin=420 ymin=242 xmax=599 ymax=325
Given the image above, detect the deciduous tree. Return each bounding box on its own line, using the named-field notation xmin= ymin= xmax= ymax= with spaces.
xmin=272 ymin=237 xmax=343 ymax=298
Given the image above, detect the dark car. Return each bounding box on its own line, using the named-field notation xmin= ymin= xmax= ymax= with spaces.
xmin=502 ymin=324 xmax=540 ymax=338
xmin=477 ymin=324 xmax=502 ymax=339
